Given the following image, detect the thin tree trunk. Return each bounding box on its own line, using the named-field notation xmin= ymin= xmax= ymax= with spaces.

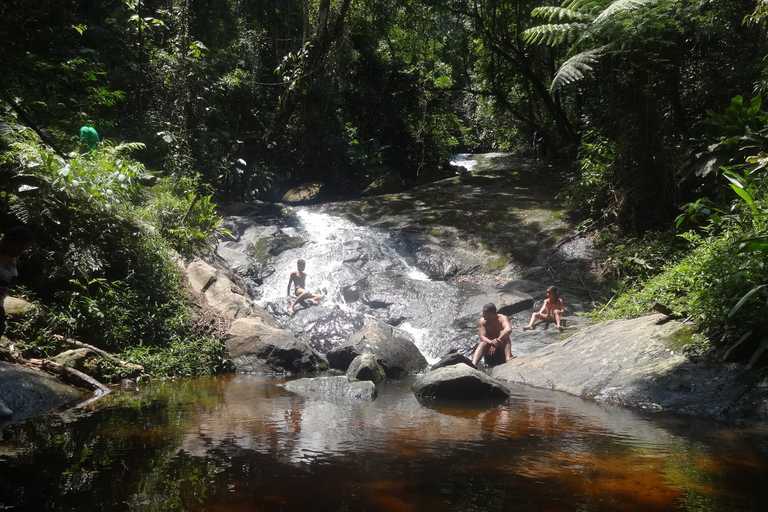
xmin=260 ymin=0 xmax=352 ymax=157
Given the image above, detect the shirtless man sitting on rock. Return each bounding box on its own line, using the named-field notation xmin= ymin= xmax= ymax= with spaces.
xmin=471 ymin=303 xmax=515 ymax=367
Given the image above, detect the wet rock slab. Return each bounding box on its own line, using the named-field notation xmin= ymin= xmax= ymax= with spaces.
xmin=490 ymin=313 xmax=761 ymax=422
xmin=0 ymin=361 xmax=85 ymax=425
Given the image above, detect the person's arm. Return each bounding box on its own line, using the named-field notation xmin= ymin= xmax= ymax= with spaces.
xmin=538 ymin=298 xmax=549 ymax=315
xmin=287 ymin=273 xmax=294 ymax=296
xmin=498 ymin=314 xmax=513 ymax=341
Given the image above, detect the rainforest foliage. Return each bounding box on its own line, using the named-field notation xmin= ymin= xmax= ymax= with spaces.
xmin=2 ymin=0 xmax=768 ymax=377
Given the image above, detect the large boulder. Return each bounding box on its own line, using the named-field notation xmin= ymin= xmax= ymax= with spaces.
xmin=362 ymin=169 xmax=404 ymax=196
xmin=224 ymin=317 xmax=327 ymax=374
xmin=0 ymin=361 xmax=85 ymax=424
xmin=326 ymin=322 xmax=428 ymax=376
xmin=3 ymin=297 xmax=36 ymax=319
xmin=51 ymin=348 xmax=100 ymax=374
xmin=185 ymin=257 xmax=279 ymax=328
xmin=430 ymin=351 xmax=475 ymax=371
xmin=282 ymin=375 xmax=377 ymax=402
xmin=412 ymin=363 xmax=510 ymax=401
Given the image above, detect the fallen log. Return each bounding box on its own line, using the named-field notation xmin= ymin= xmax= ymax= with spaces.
xmin=26 ymin=358 xmax=111 ymax=397
xmin=52 ymin=334 xmax=144 ymax=373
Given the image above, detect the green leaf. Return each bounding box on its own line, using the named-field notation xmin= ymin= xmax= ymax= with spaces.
xmin=728 ymin=284 xmax=767 ymax=317
xmin=729 ymin=183 xmax=754 ymax=206
xmin=747 ymin=336 xmax=768 ymax=369
xmin=724 ymin=330 xmax=753 ymax=360
xmin=738 ymin=235 xmax=768 ymax=253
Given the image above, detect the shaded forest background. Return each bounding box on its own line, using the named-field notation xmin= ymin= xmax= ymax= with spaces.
xmin=3 ymin=0 xmax=768 ymax=379
xmin=1 ymin=0 xmax=758 ymax=214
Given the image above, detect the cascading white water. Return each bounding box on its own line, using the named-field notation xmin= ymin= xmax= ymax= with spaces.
xmin=253 ymin=207 xmax=461 ymax=363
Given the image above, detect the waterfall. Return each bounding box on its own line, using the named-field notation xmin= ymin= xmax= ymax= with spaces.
xmin=251 ymin=207 xmax=464 ymax=363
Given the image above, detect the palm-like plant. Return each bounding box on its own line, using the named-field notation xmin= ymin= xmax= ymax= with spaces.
xmin=522 ymin=0 xmax=683 ymax=91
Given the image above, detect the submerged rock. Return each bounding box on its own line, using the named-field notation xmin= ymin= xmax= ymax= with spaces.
xmin=282 ymin=375 xmax=377 ymax=402
xmin=0 ymin=361 xmax=85 ymax=424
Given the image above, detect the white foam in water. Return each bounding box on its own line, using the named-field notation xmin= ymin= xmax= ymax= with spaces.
xmin=399 ymin=322 xmax=439 ymax=364
xmin=254 ymin=206 xmax=457 ymax=361
xmin=450 ymin=153 xmax=476 ymax=172
xmin=406 ymin=267 xmax=430 ymax=281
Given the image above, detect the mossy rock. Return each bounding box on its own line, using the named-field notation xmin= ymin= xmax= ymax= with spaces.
xmin=3 ymin=297 xmax=37 ymax=318
xmin=362 ymin=170 xmax=404 ymax=196
xmin=282 ymin=182 xmax=325 ymax=204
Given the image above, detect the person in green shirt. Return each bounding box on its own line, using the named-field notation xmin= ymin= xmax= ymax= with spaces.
xmin=78 ymin=125 xmax=100 ymax=153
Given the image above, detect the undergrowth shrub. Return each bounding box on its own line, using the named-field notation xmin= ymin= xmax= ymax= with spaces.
xmin=2 ymin=128 xmax=229 ymax=378
xmin=561 ymin=130 xmax=618 ymax=225
xmin=594 ymin=95 xmax=768 ymax=374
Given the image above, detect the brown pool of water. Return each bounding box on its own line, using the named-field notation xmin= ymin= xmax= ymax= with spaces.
xmin=1 ymin=374 xmax=767 ymax=511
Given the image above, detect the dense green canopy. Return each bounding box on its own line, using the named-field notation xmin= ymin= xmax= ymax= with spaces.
xmin=2 ymin=0 xmax=768 ymax=377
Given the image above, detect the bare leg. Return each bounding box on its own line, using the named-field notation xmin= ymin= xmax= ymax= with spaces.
xmin=289 ymin=291 xmax=310 ymax=314
xmin=306 ymin=292 xmax=325 ymax=306
xmin=503 ymin=340 xmax=516 ymax=362
xmin=522 ymin=312 xmax=539 ymax=330
xmin=555 ymin=310 xmax=564 ymax=331
xmin=471 ymin=342 xmax=489 ymax=366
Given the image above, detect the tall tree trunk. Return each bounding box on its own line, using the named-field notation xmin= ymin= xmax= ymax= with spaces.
xmin=260 ymin=0 xmax=352 ymax=158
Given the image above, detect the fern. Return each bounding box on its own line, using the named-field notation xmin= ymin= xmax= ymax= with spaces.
xmin=526 ymin=0 xmax=682 ymax=89
xmin=523 ymin=23 xmax=587 ymax=46
xmin=551 ymin=47 xmax=604 ymax=90
xmin=530 ymin=6 xmax=593 ymax=23
xmin=593 ymin=0 xmax=653 ymax=24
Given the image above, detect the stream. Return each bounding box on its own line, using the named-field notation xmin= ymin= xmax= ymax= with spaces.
xmin=1 ymin=375 xmax=767 ymax=511
xmin=2 ymin=165 xmax=768 ymax=510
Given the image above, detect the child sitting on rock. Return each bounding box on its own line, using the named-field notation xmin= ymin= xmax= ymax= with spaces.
xmin=522 ymin=285 xmax=564 ymax=331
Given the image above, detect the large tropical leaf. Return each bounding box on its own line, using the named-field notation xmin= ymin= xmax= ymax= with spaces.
xmin=551 ymin=47 xmax=604 ymax=90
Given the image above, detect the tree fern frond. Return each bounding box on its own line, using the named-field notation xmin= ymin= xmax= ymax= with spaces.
xmin=530 ymin=6 xmax=593 ymax=23
xmin=562 ymin=0 xmax=614 ymax=16
xmin=522 ymin=23 xmax=585 ymax=46
xmin=551 ymin=47 xmax=605 ymax=90
xmin=593 ymin=0 xmax=662 ymax=25
xmin=102 ymin=141 xmax=148 ymax=157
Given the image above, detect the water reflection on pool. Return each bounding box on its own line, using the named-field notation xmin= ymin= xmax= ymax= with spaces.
xmin=1 ymin=374 xmax=767 ymax=511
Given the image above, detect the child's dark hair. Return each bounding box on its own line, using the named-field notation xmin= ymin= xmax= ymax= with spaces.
xmin=547 ymin=285 xmax=558 ymax=296
xmin=483 ymin=302 xmax=497 ymax=313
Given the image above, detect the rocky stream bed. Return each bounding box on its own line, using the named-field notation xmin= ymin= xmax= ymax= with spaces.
xmin=3 ymin=154 xmax=768 ymax=427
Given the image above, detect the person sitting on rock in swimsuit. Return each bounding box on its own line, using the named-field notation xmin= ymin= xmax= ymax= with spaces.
xmin=471 ymin=302 xmax=515 ymax=366
xmin=522 ymin=285 xmax=564 ymax=331
xmin=287 ymin=258 xmax=324 ymax=315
